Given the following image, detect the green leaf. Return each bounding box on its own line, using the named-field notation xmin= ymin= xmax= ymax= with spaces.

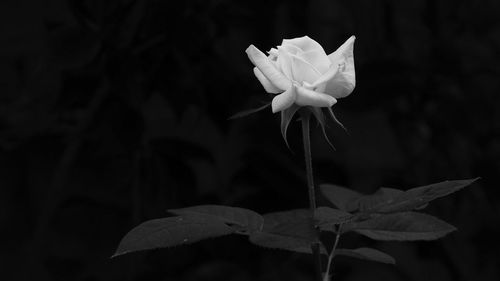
xmin=326 ymin=178 xmax=479 ymax=214
xmin=335 ymin=248 xmax=395 ymax=264
xmin=320 ymin=184 xmax=363 ymax=212
xmin=347 ymin=187 xmax=405 ymax=212
xmin=315 ymin=207 xmax=353 ymax=228
xmin=228 ymin=102 xmax=271 ymax=119
xmin=169 ymin=205 xmax=264 ymax=234
xmin=113 ymin=214 xmax=235 ymax=257
xmin=248 ymin=209 xmax=326 ymax=255
xmin=262 ymin=209 xmax=315 ymax=240
xmin=373 ymin=178 xmax=479 ymax=213
xmin=249 ymin=231 xmax=327 ymax=255
xmin=344 ymin=212 xmax=456 ymax=241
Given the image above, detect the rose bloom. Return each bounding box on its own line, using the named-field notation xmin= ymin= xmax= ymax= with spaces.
xmin=246 ymin=36 xmax=355 ymax=113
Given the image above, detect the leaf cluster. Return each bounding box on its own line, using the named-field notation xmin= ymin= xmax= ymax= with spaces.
xmin=113 ymin=178 xmax=477 ymax=265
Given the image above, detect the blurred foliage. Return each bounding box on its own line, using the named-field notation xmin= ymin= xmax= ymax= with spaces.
xmin=0 ymin=0 xmax=499 ymax=280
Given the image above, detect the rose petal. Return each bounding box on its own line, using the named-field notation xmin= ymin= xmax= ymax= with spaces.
xmin=267 ymin=48 xmax=279 ymax=58
xmin=277 ymin=47 xmax=293 ymax=80
xmin=324 ymin=66 xmax=355 ymax=99
xmin=325 ymin=36 xmax=356 ymax=98
xmin=271 ymin=84 xmax=296 ymax=113
xmin=246 ymin=45 xmax=292 ymax=91
xmin=301 ymin=50 xmax=330 ymax=74
xmin=279 ymin=44 xmax=302 ymax=55
xmin=253 ymin=67 xmax=281 ymax=94
xmin=311 ymin=63 xmax=340 ymax=93
xmin=282 ymin=36 xmax=325 ymax=53
xmin=290 ymin=54 xmax=322 ymax=84
xmin=328 ymin=36 xmax=355 ymax=65
xmin=296 ymin=86 xmax=337 ymax=107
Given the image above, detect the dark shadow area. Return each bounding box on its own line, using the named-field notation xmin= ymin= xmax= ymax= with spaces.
xmin=1 ymin=0 xmax=499 ymax=280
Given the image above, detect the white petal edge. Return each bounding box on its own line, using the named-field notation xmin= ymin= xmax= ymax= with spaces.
xmin=253 ymin=67 xmax=282 ymax=94
xmin=282 ymin=36 xmax=325 ymax=53
xmin=279 ymin=44 xmax=302 ymax=55
xmin=267 ymin=48 xmax=279 ymax=58
xmin=326 ymin=36 xmax=356 ymax=98
xmin=324 ymin=70 xmax=355 ymax=99
xmin=295 ymin=86 xmax=337 ymax=108
xmin=246 ymin=45 xmax=292 ymax=91
xmin=272 ymin=85 xmax=296 ymax=113
xmin=328 ymin=35 xmax=356 ymax=65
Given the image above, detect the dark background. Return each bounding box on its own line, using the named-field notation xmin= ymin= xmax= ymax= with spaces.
xmin=1 ymin=0 xmax=499 ymax=280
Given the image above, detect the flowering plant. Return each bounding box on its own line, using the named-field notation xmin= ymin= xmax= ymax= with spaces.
xmin=113 ymin=36 xmax=478 ymax=281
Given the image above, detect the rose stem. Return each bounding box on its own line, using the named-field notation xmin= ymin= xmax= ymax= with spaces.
xmin=300 ymin=110 xmax=323 ymax=281
xmin=323 ymin=224 xmax=343 ymax=281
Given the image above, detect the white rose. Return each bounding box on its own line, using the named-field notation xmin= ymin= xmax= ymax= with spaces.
xmin=246 ymin=36 xmax=356 ymax=113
